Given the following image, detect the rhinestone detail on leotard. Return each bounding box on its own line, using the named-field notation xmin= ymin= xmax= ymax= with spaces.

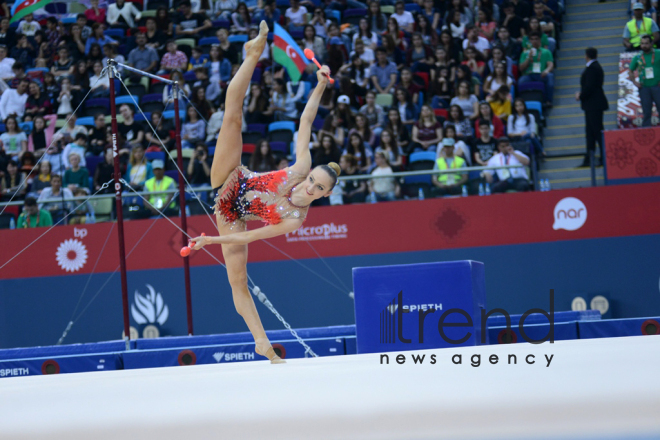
xmin=214 ymin=166 xmax=310 ymax=230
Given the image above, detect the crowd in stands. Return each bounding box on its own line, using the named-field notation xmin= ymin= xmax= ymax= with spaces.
xmin=0 ymin=0 xmax=564 ymax=228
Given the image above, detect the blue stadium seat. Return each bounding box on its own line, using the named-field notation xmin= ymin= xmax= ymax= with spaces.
xmin=199 ymin=37 xmax=219 ymax=46
xmin=163 ymin=110 xmax=186 ymax=121
xmin=115 ymin=95 xmax=140 ymax=106
xmin=409 ymin=151 xmax=437 ymax=163
xmin=105 ymin=28 xmax=126 ymax=39
xmin=268 ymin=121 xmax=296 ymax=133
xmin=405 ymin=3 xmax=421 ymax=12
xmin=146 ymin=152 xmax=166 ymax=162
xmin=228 ymin=34 xmax=248 ymax=43
xmin=327 ymin=9 xmax=341 ymax=23
xmin=77 ymin=117 xmax=96 ymax=127
xmin=19 ymin=121 xmax=33 ymax=134
xmin=247 ymin=123 xmax=267 ymax=136
xmin=134 ymin=112 xmax=152 ymax=122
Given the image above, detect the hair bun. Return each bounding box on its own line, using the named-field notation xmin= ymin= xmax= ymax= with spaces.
xmin=328 ymin=162 xmax=341 ymax=177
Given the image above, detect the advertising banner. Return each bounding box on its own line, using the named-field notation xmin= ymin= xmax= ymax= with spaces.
xmin=604 ymin=126 xmax=660 ymax=182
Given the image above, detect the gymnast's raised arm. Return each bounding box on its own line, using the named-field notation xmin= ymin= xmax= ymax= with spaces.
xmin=289 ymin=65 xmax=331 ymax=175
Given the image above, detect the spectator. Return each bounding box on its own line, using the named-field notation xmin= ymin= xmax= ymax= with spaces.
xmin=94 ymin=147 xmax=115 ymax=193
xmin=394 ymin=87 xmax=417 ymax=128
xmin=412 ymin=104 xmax=443 ymax=153
xmin=451 ymin=80 xmax=480 ymax=120
xmin=29 ymin=160 xmax=52 ymax=197
xmin=508 ymin=98 xmax=543 ymax=154
xmin=107 ymin=0 xmax=141 ymax=29
xmin=522 ymin=17 xmax=555 ymax=53
xmin=431 ymin=66 xmax=453 ymax=107
xmin=350 ymin=113 xmax=376 ymax=148
xmin=231 ymin=2 xmax=252 ymax=33
xmin=1 ymin=159 xmax=26 ymax=200
xmin=0 ymin=78 xmax=28 ymax=120
xmin=17 ymin=13 xmax=41 ymax=38
xmin=118 ymin=104 xmax=145 ymax=148
xmin=421 ymin=0 xmax=441 ymax=35
xmin=462 ymin=46 xmax=486 ymax=78
xmin=62 ymin=133 xmax=88 ymax=169
xmin=642 ymin=0 xmax=657 ymax=22
xmin=495 ymin=26 xmax=522 ymax=62
xmin=17 ymin=197 xmax=53 ymax=228
xmin=29 ymin=114 xmax=57 ymax=156
xmin=629 ymin=34 xmax=660 ymax=127
xmin=44 ymin=138 xmax=65 ymax=176
xmin=244 ymin=83 xmax=269 ymax=124
xmin=213 ymin=0 xmax=238 ymax=20
xmin=264 ymin=78 xmax=299 ymax=121
xmin=76 ymin=14 xmax=92 ymax=41
xmin=191 ymin=85 xmax=215 ymax=120
xmin=241 ymin=26 xmax=270 ymax=65
xmin=368 ymin=151 xmax=399 ymax=201
xmin=70 ymin=61 xmax=90 ymax=105
xmin=433 ymin=46 xmax=457 ymax=80
xmin=487 ymin=45 xmax=514 ymax=77
xmin=144 ymin=159 xmax=177 ymax=217
xmin=625 ymin=2 xmax=660 ymax=51
xmin=499 ymin=2 xmax=525 ymax=40
xmin=57 ymin=113 xmax=87 ymax=144
xmin=327 ymin=36 xmax=346 ymax=75
xmin=160 ymin=40 xmax=188 ymax=73
xmin=472 ymin=119 xmax=498 ymax=166
xmin=375 ymin=129 xmax=403 ymax=170
xmin=38 ymin=174 xmax=74 ymax=221
xmin=476 ymin=8 xmax=498 ymax=41
xmin=392 ymin=1 xmax=415 ymax=33
xmin=144 ymin=17 xmax=166 ymax=53
xmin=489 ymin=84 xmax=512 ymax=121
xmin=127 ymin=33 xmax=159 ymax=77
xmin=51 ymin=46 xmax=74 ymax=79
xmin=85 ymin=0 xmax=106 ymax=24
xmin=407 ymin=33 xmax=434 ymax=73
xmin=68 ymin=186 xmax=95 ymax=224
xmin=10 ymin=34 xmax=35 ymax=68
xmin=187 ymin=143 xmax=211 ymax=184
xmin=455 ymin=64 xmax=481 ymax=97
xmin=384 ymin=17 xmax=406 ymax=51
xmin=441 ymin=124 xmax=471 ymax=164
xmin=484 ymin=59 xmax=513 ymax=98
xmin=312 ymin=134 xmax=342 ymax=168
xmin=318 ymin=113 xmax=346 ymax=146
xmin=519 ymin=32 xmax=554 ymax=107
xmin=338 ymin=153 xmax=367 ymax=204
xmin=344 ymin=131 xmax=373 ymax=172
xmin=367 ymin=1 xmax=388 ymax=34
xmin=87 ymin=43 xmax=104 ymax=66
xmin=444 ymin=104 xmax=473 ymax=141
xmin=353 ymin=18 xmax=378 ymax=51
xmin=155 ymin=6 xmax=173 ymax=37
xmin=182 ymin=105 xmax=206 ymax=149
xmin=463 ymin=24 xmax=491 ymax=58
xmin=0 ymin=44 xmax=14 ymax=83
xmin=87 ymin=114 xmax=107 ymax=156
xmin=254 ymin=1 xmax=281 ymax=30
xmin=89 ymin=60 xmax=110 ymax=97
xmin=285 ymin=0 xmax=308 ymax=26
xmin=0 ymin=116 xmax=27 ymax=158
xmin=208 ymin=45 xmax=232 ymax=84
xmin=43 ymin=72 xmax=60 ymax=106
xmin=126 ymin=144 xmax=152 ymax=190
xmin=339 ymin=54 xmax=370 ymax=99
xmin=85 ymin=23 xmax=117 ymax=55
xmin=432 ymin=138 xmax=467 ymax=196
xmin=483 ymin=137 xmax=530 ymax=192
xmin=303 ymin=25 xmax=327 ymax=63
xmin=145 ymin=110 xmax=173 ymax=149
xmin=385 ymin=107 xmax=410 ymax=152
xmin=63 ymin=152 xmax=90 ymax=193
xmin=415 ymin=14 xmax=438 ymax=46
xmin=358 ymin=90 xmax=385 ymax=132
xmin=531 ymin=1 xmax=556 ymax=40
xmin=188 ymin=47 xmax=209 ymax=71
xmin=475 ymin=101 xmax=505 ymax=138
xmin=174 ymin=0 xmax=212 ymax=38
xmin=216 ymin=28 xmax=239 ymax=65
xmin=0 ymin=17 xmax=16 ymax=48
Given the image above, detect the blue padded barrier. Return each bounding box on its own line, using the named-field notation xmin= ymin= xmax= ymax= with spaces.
xmin=488 ymin=321 xmax=578 ymax=345
xmin=135 ymin=325 xmax=355 ymax=349
xmin=578 ymin=317 xmax=660 ymax=339
xmin=487 ymin=310 xmax=601 ymax=328
xmin=0 ymin=353 xmax=123 ymax=378
xmin=353 ymin=261 xmax=486 ymax=354
xmin=124 ymin=337 xmax=347 ymax=369
xmin=0 ymin=340 xmax=135 ymax=361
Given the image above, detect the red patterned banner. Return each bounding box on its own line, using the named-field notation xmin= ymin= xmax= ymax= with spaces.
xmin=2 ymin=183 xmax=660 ymax=280
xmin=619 ymin=52 xmax=660 ymax=128
xmin=604 ymin=126 xmax=660 ymax=180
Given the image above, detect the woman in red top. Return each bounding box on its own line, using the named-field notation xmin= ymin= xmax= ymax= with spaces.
xmin=85 ymin=0 xmax=106 ymax=24
xmin=190 ymin=22 xmax=339 ymax=364
xmin=383 ymin=17 xmax=406 ymax=51
xmin=474 ymin=100 xmax=505 ymax=138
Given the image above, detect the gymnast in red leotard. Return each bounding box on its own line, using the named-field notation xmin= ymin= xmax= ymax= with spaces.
xmin=190 ymin=22 xmax=339 ymax=364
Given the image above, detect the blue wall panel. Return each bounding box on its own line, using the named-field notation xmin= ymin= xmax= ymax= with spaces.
xmin=1 ymin=234 xmax=659 ymax=349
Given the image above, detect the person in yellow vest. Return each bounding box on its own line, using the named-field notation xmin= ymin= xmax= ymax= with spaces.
xmin=623 ymin=3 xmax=660 ymax=51
xmin=432 ymin=138 xmax=467 ymax=197
xmin=144 ymin=159 xmax=178 ymax=217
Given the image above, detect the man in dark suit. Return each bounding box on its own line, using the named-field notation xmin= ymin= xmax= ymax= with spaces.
xmin=576 ymin=47 xmax=609 ymax=167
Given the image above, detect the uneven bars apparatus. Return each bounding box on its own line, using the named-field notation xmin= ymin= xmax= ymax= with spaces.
xmin=107 ymin=59 xmax=195 ymax=348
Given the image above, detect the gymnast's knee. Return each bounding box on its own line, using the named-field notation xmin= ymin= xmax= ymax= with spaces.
xmin=227 ymin=270 xmax=249 ymax=291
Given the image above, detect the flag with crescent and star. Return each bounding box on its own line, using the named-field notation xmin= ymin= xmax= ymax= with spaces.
xmin=10 ymin=0 xmax=53 ymax=24
xmin=273 ymin=23 xmax=310 ymax=83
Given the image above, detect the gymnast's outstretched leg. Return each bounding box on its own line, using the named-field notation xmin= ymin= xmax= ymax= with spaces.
xmin=210 ymin=20 xmax=268 ymax=189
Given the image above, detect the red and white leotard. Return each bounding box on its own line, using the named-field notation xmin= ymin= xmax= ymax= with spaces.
xmin=214 ymin=166 xmax=310 ymax=231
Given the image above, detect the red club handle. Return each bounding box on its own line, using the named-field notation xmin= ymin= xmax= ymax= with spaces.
xmin=303 ymin=48 xmax=334 ymax=84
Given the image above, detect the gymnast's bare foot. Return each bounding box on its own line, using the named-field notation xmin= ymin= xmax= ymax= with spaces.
xmin=244 ymin=21 xmax=268 ymax=55
xmin=255 ymin=338 xmax=286 ymax=364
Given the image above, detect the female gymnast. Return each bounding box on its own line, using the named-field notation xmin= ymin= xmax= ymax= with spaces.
xmin=190 ymin=21 xmax=340 ymax=364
